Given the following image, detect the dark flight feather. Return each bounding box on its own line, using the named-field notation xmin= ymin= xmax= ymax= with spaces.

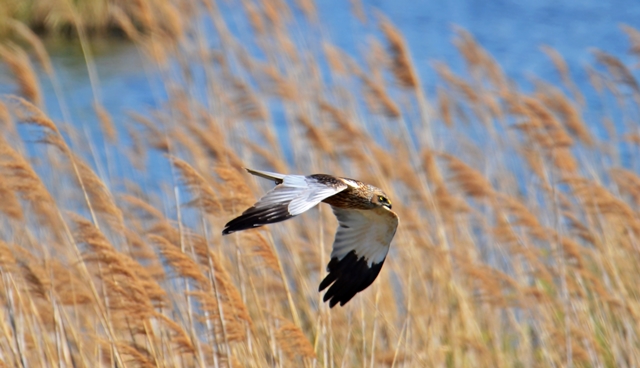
xmin=222 ymin=202 xmax=292 ymax=234
xmin=319 ymin=250 xmax=385 ymax=308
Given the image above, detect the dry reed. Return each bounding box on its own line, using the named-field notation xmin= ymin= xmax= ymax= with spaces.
xmin=0 ymin=4 xmax=639 ymax=368
xmin=0 ymin=44 xmax=42 ymax=106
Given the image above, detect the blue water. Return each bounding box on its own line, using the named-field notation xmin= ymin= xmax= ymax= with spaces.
xmin=2 ymin=0 xmax=639 ymax=202
xmin=26 ymin=1 xmax=638 ymax=125
xmin=318 ymin=1 xmax=638 ymax=85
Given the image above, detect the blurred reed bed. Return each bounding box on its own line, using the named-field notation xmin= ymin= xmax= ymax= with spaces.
xmin=0 ymin=0 xmax=640 ymax=367
xmin=0 ymin=0 xmax=189 ymax=40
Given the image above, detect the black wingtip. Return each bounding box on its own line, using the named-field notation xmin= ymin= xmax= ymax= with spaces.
xmin=222 ymin=220 xmax=245 ymax=235
xmin=222 ymin=203 xmax=292 ymax=235
xmin=319 ymin=250 xmax=385 ymax=307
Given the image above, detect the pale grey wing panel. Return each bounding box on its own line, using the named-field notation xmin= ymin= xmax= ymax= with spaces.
xmin=252 ymin=175 xmax=347 ymax=215
xmin=222 ymin=174 xmax=347 ymax=234
xmin=286 ymin=176 xmax=346 ymax=215
xmin=330 ymin=207 xmax=398 ymax=265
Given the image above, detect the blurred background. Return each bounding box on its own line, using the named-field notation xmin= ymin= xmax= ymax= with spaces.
xmin=1 ymin=0 xmax=640 ymax=367
xmin=3 ymin=0 xmax=639 ymax=151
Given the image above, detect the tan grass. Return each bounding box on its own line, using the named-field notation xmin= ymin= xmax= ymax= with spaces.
xmin=0 ymin=173 xmax=23 ymax=221
xmin=1 ymin=7 xmax=640 ymax=368
xmin=318 ymin=100 xmax=364 ymax=138
xmin=109 ymin=5 xmax=142 ymax=41
xmin=379 ymin=17 xmax=419 ymax=89
xmin=171 ymin=156 xmax=223 ymax=214
xmin=323 ymin=43 xmax=348 ymax=76
xmin=453 ymin=28 xmax=506 ymax=91
xmin=275 ymin=318 xmax=316 ymax=361
xmin=297 ymin=114 xmax=334 ymax=154
xmin=67 ymin=149 xmax=124 ymax=226
xmin=259 ymin=65 xmax=298 ymax=101
xmin=360 ymin=74 xmax=402 ymax=118
xmin=149 ymin=234 xmax=209 ymax=286
xmin=0 ymin=45 xmax=42 ymax=106
xmin=435 ymin=62 xmax=480 ymax=105
xmin=8 ymin=96 xmax=60 ymax=133
xmin=0 ymin=101 xmax=13 ymax=131
xmin=94 ymin=103 xmax=117 ymax=142
xmin=436 ymin=86 xmax=454 ymax=127
xmin=621 ymin=24 xmax=640 ymax=57
xmin=610 ymin=168 xmax=640 ymax=207
xmin=593 ymin=50 xmax=640 ymax=93
xmin=441 ymin=153 xmax=495 ymax=200
xmin=0 ymin=135 xmax=59 ymax=227
xmin=8 ymin=20 xmax=53 ymax=76
xmin=534 ymin=82 xmax=593 ymax=146
xmin=540 ymin=45 xmax=585 ymax=105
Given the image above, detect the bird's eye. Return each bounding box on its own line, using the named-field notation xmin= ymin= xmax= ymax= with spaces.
xmin=378 ymin=196 xmax=391 ymax=207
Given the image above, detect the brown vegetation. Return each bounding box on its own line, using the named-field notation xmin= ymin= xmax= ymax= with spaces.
xmin=0 ymin=1 xmax=638 ymax=367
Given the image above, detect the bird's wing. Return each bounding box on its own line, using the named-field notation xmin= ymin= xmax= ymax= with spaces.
xmin=244 ymin=168 xmax=286 ymax=184
xmin=319 ymin=206 xmax=399 ymax=307
xmin=222 ymin=171 xmax=348 ymax=235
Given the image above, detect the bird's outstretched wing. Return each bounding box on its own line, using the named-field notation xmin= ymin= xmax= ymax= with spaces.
xmin=319 ymin=206 xmax=398 ymax=307
xmin=222 ymin=169 xmax=348 ymax=235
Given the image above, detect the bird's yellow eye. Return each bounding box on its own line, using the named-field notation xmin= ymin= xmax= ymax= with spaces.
xmin=377 ymin=195 xmax=392 ymax=209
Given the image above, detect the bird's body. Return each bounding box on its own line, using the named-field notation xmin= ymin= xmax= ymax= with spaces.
xmin=222 ymin=168 xmax=398 ymax=307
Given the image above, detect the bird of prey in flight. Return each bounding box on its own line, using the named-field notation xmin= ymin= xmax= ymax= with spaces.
xmin=222 ymin=168 xmax=399 ymax=307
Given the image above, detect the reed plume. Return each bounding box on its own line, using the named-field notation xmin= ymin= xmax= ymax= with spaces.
xmin=0 ymin=44 xmax=42 ymax=106
xmin=172 ymin=157 xmax=223 ymax=214
xmin=0 ymin=135 xmax=59 ymax=228
xmin=593 ymin=50 xmax=640 ymax=93
xmin=379 ymin=17 xmax=419 ymax=90
xmin=275 ymin=318 xmax=316 ymax=361
xmin=0 ymin=6 xmax=639 ymax=367
xmin=441 ymin=153 xmax=495 ymax=200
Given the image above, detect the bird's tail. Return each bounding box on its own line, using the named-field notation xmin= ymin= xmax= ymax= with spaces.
xmin=244 ymin=168 xmax=286 ymax=184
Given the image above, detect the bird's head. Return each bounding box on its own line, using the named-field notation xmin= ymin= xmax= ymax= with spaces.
xmin=369 ymin=187 xmax=393 ymax=210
